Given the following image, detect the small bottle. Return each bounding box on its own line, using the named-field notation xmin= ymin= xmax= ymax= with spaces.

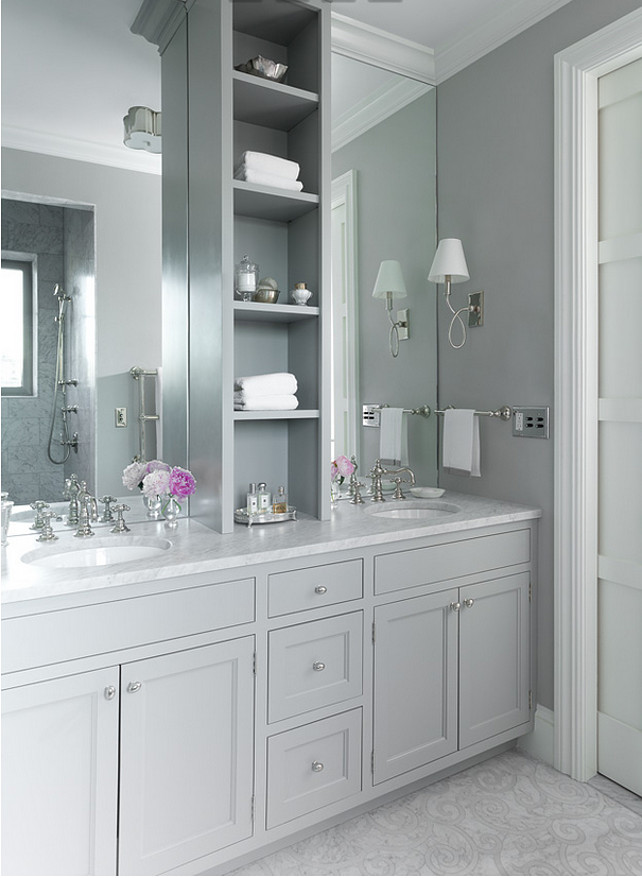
xmin=246 ymin=482 xmax=258 ymax=516
xmin=257 ymin=482 xmax=271 ymax=513
xmin=272 ymin=485 xmax=288 ymax=514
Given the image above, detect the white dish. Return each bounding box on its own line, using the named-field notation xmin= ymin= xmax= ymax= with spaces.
xmin=410 ymin=486 xmax=445 ymax=499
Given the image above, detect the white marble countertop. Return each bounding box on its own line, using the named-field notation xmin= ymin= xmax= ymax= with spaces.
xmin=1 ymin=492 xmax=540 ymax=607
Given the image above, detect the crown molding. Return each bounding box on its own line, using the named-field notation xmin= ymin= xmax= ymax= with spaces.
xmin=332 ymin=78 xmax=431 ymax=152
xmin=2 ymin=126 xmax=161 ymax=175
xmin=131 ymin=0 xmax=187 ymax=53
xmin=435 ymin=0 xmax=574 ymax=83
xmin=331 ymin=12 xmax=435 ymax=85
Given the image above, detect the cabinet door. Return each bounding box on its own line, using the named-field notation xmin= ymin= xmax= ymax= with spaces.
xmin=1 ymin=668 xmax=119 ymax=876
xmin=118 ymin=637 xmax=255 ymax=875
xmin=373 ymin=590 xmax=458 ymax=784
xmin=459 ymin=573 xmax=530 ymax=749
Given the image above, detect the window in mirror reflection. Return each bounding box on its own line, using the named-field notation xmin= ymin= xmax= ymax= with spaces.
xmin=1 ymin=258 xmax=35 ymax=397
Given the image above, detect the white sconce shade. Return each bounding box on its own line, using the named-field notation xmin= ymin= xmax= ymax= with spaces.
xmin=428 ymin=238 xmax=469 ymax=284
xmin=372 ymin=260 xmax=407 ymax=300
xmin=123 ymin=106 xmax=162 ymax=153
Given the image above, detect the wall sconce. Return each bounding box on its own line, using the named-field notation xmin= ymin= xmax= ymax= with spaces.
xmin=123 ymin=106 xmax=162 ymax=154
xmin=428 ymin=238 xmax=484 ymax=349
xmin=372 ymin=260 xmax=409 ymax=358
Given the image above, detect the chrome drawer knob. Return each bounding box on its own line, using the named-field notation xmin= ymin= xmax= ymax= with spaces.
xmin=450 ymin=601 xmax=461 ymax=612
xmin=104 ymin=686 xmax=116 ymax=701
xmin=314 ymin=585 xmax=327 ymax=595
xmin=311 ymin=761 xmax=324 ymax=773
xmin=127 ymin=681 xmax=142 ymax=693
xmin=312 ymin=661 xmax=326 ymax=672
xmin=464 ymin=598 xmax=474 ymax=608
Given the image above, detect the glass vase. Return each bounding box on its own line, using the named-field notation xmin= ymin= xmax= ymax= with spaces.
xmin=163 ymin=496 xmax=181 ymax=529
xmin=144 ymin=494 xmax=162 ymax=519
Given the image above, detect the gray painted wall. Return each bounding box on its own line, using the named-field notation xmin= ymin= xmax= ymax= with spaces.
xmin=333 ymin=90 xmax=438 ymax=487
xmin=2 ymin=148 xmax=162 ymax=498
xmin=435 ymin=0 xmax=642 ymax=711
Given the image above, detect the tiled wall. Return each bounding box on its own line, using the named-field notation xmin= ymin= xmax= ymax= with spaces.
xmin=1 ymin=198 xmax=94 ymax=505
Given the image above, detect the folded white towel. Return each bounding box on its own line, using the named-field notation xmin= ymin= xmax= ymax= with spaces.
xmin=379 ymin=407 xmax=408 ymax=466
xmin=234 ymin=166 xmax=303 ymax=192
xmin=442 ymin=409 xmax=481 ymax=477
xmin=234 ymin=394 xmax=299 ymax=411
xmin=236 ymin=151 xmax=300 ymax=180
xmin=235 ymin=372 xmax=298 ymax=396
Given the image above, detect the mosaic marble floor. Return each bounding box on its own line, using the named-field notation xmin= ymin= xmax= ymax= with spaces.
xmin=230 ymin=750 xmax=642 ymax=876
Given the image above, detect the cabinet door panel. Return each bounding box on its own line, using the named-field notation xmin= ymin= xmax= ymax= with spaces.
xmin=459 ymin=573 xmax=530 ymax=748
xmin=1 ymin=668 xmax=119 ymax=876
xmin=118 ymin=637 xmax=255 ymax=875
xmin=373 ymin=590 xmax=458 ymax=784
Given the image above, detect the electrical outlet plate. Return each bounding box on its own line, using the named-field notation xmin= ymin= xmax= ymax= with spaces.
xmin=512 ymin=406 xmax=550 ymax=438
xmin=468 ymin=291 xmax=484 ymax=327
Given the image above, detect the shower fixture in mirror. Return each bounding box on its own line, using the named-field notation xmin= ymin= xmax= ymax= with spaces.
xmin=330 ymin=53 xmax=439 ymax=487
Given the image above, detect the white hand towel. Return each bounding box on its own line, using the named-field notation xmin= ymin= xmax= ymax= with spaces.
xmin=236 ymin=151 xmax=300 ymax=180
xmin=379 ymin=407 xmax=408 ymax=466
xmin=234 ymin=166 xmax=303 ymax=192
xmin=442 ymin=409 xmax=481 ymax=477
xmin=235 ymin=372 xmax=298 ymax=396
xmin=234 ymin=394 xmax=298 ymax=411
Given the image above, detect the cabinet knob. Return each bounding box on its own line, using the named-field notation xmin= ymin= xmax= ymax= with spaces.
xmin=314 ymin=585 xmax=327 ymax=595
xmin=312 ymin=661 xmax=326 ymax=672
xmin=127 ymin=681 xmax=142 ymax=693
xmin=311 ymin=761 xmax=324 ymax=773
xmin=104 ymin=685 xmax=116 ymax=700
xmin=450 ymin=601 xmax=461 ymax=612
xmin=464 ymin=598 xmax=474 ymax=608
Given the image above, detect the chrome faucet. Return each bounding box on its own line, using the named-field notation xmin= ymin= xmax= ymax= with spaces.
xmin=64 ymin=473 xmax=81 ymax=525
xmin=74 ymin=481 xmax=96 ymax=538
xmin=369 ymin=459 xmax=416 ymax=502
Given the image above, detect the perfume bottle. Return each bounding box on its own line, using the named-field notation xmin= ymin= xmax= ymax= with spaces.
xmin=272 ymin=485 xmax=288 ymax=514
xmin=235 ymin=255 xmax=259 ymax=302
xmin=257 ymin=482 xmax=272 ymax=513
xmin=246 ymin=482 xmax=258 ymax=515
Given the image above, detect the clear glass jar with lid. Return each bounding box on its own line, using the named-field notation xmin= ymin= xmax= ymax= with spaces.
xmin=235 ymin=255 xmax=259 ymax=301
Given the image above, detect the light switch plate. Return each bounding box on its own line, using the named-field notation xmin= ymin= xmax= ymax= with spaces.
xmin=115 ymin=407 xmax=127 ymax=428
xmin=512 ymin=406 xmax=549 ymax=438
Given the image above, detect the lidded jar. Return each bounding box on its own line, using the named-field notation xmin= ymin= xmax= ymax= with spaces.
xmin=235 ymin=255 xmax=259 ymax=301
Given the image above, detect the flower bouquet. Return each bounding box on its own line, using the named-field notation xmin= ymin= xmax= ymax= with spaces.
xmin=122 ymin=459 xmax=196 ymax=526
xmin=330 ymin=454 xmax=356 ymax=504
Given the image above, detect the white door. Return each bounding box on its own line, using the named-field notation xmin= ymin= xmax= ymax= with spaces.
xmin=597 ymin=57 xmax=642 ymax=796
xmin=118 ymin=637 xmax=255 ymax=875
xmin=1 ymin=668 xmax=120 ymax=876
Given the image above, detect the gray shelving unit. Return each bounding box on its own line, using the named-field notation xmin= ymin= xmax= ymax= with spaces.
xmin=146 ymin=0 xmax=331 ymax=533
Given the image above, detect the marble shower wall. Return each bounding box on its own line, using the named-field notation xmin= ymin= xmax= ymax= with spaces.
xmin=1 ymin=198 xmax=95 ymax=504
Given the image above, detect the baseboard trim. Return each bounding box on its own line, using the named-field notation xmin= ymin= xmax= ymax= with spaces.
xmin=518 ymin=705 xmax=555 ymax=766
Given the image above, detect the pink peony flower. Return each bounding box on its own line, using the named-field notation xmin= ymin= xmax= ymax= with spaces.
xmin=335 ymin=455 xmax=355 ymax=478
xmin=146 ymin=459 xmax=171 ymax=474
xmin=142 ymin=468 xmax=171 ymax=499
xmin=122 ymin=461 xmax=148 ymax=491
xmin=169 ymin=466 xmax=196 ymax=499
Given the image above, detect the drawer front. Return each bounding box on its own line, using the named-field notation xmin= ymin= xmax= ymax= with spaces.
xmin=268 ymin=612 xmax=363 ymax=723
xmin=266 ymin=709 xmax=362 ymax=829
xmin=2 ymin=577 xmax=256 ymax=673
xmin=375 ymin=528 xmax=531 ymax=595
xmin=268 ymin=559 xmax=363 ymax=617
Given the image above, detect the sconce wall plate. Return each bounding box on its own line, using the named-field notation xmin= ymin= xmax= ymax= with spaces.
xmin=468 ymin=291 xmax=484 ymax=327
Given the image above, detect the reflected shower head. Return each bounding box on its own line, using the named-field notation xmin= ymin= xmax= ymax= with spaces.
xmin=53 ymin=284 xmax=71 ymax=322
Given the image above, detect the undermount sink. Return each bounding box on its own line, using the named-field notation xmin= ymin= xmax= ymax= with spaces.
xmin=22 ymin=537 xmax=172 ymax=569
xmin=365 ymin=500 xmax=460 ymax=521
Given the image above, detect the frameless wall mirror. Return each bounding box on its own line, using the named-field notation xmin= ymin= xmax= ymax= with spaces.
xmin=331 ymin=53 xmax=438 ymax=485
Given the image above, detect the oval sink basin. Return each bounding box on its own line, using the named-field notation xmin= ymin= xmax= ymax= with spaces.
xmin=366 ymin=500 xmax=460 ymax=521
xmin=22 ymin=537 xmax=172 ymax=569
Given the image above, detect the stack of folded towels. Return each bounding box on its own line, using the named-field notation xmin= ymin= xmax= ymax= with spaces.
xmin=234 ymin=151 xmax=303 ymax=192
xmin=234 ymin=372 xmax=299 ymax=411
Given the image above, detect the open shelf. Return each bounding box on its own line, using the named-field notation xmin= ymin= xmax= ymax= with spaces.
xmin=234 ymin=409 xmax=319 ymax=421
xmin=233 ymin=302 xmax=319 ymax=323
xmin=233 ymin=72 xmax=318 ymax=130
xmin=233 ymin=181 xmax=318 ymax=221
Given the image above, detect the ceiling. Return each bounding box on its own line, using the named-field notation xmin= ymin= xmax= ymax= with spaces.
xmin=1 ymin=0 xmax=574 ymax=174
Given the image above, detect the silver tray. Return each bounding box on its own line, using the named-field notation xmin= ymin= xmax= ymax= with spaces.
xmin=235 ymin=55 xmax=288 ymax=83
xmin=234 ymin=505 xmax=297 ymax=526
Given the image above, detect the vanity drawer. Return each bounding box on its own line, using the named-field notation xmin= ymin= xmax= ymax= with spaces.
xmin=266 ymin=709 xmax=362 ymax=829
xmin=375 ymin=528 xmax=531 ymax=595
xmin=268 ymin=559 xmax=363 ymax=617
xmin=268 ymin=612 xmax=363 ymax=723
xmin=2 ymin=577 xmax=256 ymax=673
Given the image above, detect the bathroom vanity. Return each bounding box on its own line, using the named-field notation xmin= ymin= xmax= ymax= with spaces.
xmin=1 ymin=494 xmax=539 ymax=876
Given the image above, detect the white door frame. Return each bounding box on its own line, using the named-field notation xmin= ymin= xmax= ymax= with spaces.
xmin=554 ymin=8 xmax=642 ymax=781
